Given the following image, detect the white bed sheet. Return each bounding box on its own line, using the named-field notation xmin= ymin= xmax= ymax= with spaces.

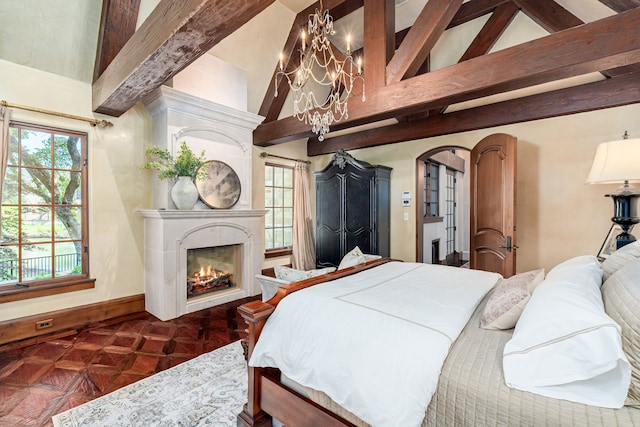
xmin=249 ymin=262 xmax=501 ymax=427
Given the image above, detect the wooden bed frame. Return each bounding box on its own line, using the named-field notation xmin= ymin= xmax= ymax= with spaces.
xmin=237 ymin=258 xmax=392 ymax=427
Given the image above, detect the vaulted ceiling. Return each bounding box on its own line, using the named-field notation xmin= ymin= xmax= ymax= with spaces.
xmin=3 ymin=0 xmax=640 ymax=156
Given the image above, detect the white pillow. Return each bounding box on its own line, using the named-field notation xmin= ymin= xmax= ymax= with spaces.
xmin=503 ymin=256 xmax=630 ymax=408
xmin=338 ymin=246 xmax=365 ymax=270
xmin=480 ymin=269 xmax=544 ymax=330
xmin=273 ymin=265 xmax=336 ymax=283
xmin=602 ymin=241 xmax=640 ymax=281
xmin=363 ymin=254 xmax=382 ymax=262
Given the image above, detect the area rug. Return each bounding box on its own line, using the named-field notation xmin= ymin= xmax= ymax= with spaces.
xmin=52 ymin=341 xmax=247 ymax=427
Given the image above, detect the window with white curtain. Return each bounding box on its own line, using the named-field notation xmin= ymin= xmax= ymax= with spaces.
xmin=264 ymin=163 xmax=293 ymax=256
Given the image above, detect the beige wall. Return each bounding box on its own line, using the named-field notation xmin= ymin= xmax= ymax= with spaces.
xmin=0 ymin=59 xmax=152 ymax=322
xmin=1 ymin=60 xmax=639 ymax=323
xmin=323 ymin=104 xmax=640 ymax=273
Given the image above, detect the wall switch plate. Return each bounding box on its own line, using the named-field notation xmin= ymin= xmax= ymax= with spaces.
xmin=402 ymin=191 xmax=411 ymax=206
xmin=403 ymin=212 xmax=409 ymax=221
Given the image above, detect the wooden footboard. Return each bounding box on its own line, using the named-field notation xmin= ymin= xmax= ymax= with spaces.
xmin=237 ymin=258 xmax=391 ymax=427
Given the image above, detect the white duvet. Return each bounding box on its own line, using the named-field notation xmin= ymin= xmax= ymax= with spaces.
xmin=249 ymin=262 xmax=501 ymax=427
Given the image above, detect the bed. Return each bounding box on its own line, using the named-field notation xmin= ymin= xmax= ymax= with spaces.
xmin=237 ymin=250 xmax=640 ymax=427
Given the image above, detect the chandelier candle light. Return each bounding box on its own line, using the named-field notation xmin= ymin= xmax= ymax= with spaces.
xmin=276 ymin=0 xmax=365 ymax=141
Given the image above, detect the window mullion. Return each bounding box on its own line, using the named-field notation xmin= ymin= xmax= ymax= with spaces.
xmin=1 ymin=122 xmax=89 ymax=291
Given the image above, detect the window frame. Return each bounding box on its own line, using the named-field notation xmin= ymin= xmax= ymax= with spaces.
xmin=264 ymin=162 xmax=294 ymax=258
xmin=0 ymin=121 xmax=94 ymax=303
xmin=423 ymin=160 xmax=442 ymax=223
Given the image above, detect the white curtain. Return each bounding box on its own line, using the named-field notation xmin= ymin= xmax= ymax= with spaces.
xmin=292 ymin=160 xmax=316 ymax=270
xmin=0 ymin=106 xmax=11 ymax=240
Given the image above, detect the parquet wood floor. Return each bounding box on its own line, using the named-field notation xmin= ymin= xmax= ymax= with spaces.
xmin=0 ymin=296 xmax=258 ymax=427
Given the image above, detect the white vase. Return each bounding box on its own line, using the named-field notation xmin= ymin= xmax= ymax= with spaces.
xmin=171 ymin=176 xmax=199 ymax=210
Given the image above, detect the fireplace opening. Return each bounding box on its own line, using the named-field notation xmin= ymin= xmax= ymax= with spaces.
xmin=187 ymin=244 xmax=241 ymax=299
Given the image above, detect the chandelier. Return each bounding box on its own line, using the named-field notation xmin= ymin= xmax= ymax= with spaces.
xmin=275 ymin=1 xmax=365 ymax=141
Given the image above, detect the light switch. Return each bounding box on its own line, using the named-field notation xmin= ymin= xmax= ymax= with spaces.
xmin=403 ymin=212 xmax=409 ymax=221
xmin=402 ymin=191 xmax=411 ymax=206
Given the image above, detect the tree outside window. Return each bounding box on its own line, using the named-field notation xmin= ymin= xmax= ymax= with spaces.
xmin=0 ymin=123 xmax=89 ymax=290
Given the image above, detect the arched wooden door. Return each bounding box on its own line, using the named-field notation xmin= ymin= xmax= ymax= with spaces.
xmin=470 ymin=133 xmax=517 ymax=277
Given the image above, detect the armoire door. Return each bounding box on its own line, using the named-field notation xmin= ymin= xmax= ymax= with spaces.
xmin=316 ymin=172 xmax=343 ymax=268
xmin=344 ymin=170 xmax=374 ymax=255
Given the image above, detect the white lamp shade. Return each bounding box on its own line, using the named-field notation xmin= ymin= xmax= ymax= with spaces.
xmin=586 ymin=138 xmax=640 ymax=184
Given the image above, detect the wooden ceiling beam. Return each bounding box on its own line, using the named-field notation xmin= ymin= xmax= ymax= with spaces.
xmin=92 ymin=0 xmax=275 ymax=116
xmin=363 ymin=0 xmax=395 ymax=89
xmin=307 ymin=72 xmax=640 ymax=155
xmin=449 ymin=0 xmax=513 ymax=28
xmin=258 ymin=0 xmax=361 ymax=123
xmin=459 ymin=2 xmax=519 ymax=62
xmin=400 ymin=0 xmax=516 ymax=120
xmin=254 ymin=8 xmax=640 ymax=146
xmin=319 ymin=0 xmax=512 ymax=79
xmin=258 ymin=17 xmax=304 ymax=123
xmin=514 ymin=0 xmax=640 ymax=82
xmin=598 ymin=0 xmax=640 ymax=13
xmin=93 ymin=0 xmax=141 ymax=83
xmin=386 ymin=0 xmax=463 ymax=84
xmin=513 ymin=0 xmax=582 ymax=32
xmin=425 ymin=1 xmax=519 ymax=117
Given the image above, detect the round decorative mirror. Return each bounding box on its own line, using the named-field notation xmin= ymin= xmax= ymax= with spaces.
xmin=195 ymin=160 xmax=241 ymax=209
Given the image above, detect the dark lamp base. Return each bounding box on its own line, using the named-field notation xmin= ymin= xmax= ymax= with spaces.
xmin=615 ymin=232 xmax=637 ymax=249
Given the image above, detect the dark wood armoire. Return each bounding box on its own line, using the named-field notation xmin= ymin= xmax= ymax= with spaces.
xmin=315 ymin=150 xmax=392 ymax=268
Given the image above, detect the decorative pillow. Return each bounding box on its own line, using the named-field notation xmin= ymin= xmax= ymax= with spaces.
xmin=273 ymin=265 xmax=337 ymax=283
xmin=503 ymin=256 xmax=630 ymax=408
xmin=602 ymin=258 xmax=640 ymax=406
xmin=274 ymin=265 xmax=312 ymax=282
xmin=338 ymin=246 xmax=365 ymax=270
xmin=602 ymin=241 xmax=640 ymax=281
xmin=480 ymin=269 xmax=544 ymax=330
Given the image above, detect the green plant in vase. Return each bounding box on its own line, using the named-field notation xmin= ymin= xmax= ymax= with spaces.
xmin=142 ymin=141 xmax=208 ymax=180
xmin=142 ymin=141 xmax=209 ymax=209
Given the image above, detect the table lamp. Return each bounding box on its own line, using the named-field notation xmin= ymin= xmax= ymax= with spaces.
xmin=586 ymin=132 xmax=640 ymax=249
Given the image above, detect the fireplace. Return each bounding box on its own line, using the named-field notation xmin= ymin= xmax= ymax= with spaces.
xmin=138 ymin=209 xmax=264 ymax=320
xmin=187 ymin=244 xmax=240 ymax=299
xmin=139 ymin=85 xmax=265 ymax=321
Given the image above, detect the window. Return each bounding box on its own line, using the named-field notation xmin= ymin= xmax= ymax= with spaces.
xmin=0 ymin=122 xmax=92 ymax=301
xmin=423 ymin=160 xmax=439 ymax=217
xmin=264 ymin=164 xmax=293 ymax=257
xmin=445 ymin=168 xmax=457 ymax=257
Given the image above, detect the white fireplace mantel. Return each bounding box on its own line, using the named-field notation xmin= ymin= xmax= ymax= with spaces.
xmin=140 ymin=86 xmax=266 ymax=321
xmin=142 ymin=86 xmax=264 ymax=211
xmin=138 ymin=209 xmax=266 ymax=321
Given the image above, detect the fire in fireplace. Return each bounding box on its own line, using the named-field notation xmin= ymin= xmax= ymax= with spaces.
xmin=186 ymin=244 xmax=241 ymax=299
